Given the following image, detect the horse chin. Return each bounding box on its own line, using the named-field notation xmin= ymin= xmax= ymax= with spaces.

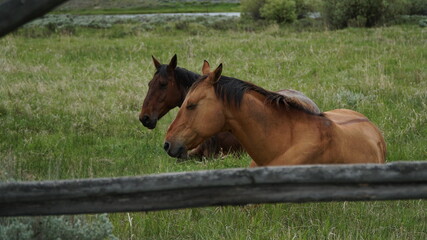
xmin=141 ymin=117 xmax=157 ymax=129
xmin=169 ymin=148 xmax=188 ymax=160
xmin=176 ymin=151 xmax=189 ymax=160
xmin=164 ymin=135 xmax=202 ymax=160
xmin=145 ymin=122 xmax=157 ymax=129
xmin=164 ymin=142 xmax=188 ymax=159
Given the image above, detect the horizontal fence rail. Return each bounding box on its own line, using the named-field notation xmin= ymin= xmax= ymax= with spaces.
xmin=1 ymin=161 xmax=427 ymax=217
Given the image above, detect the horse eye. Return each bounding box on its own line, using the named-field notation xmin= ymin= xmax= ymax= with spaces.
xmin=159 ymin=82 xmax=167 ymax=89
xmin=186 ymin=103 xmax=197 ymax=110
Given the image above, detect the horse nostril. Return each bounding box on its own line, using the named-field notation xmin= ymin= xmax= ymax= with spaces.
xmin=140 ymin=115 xmax=149 ymax=123
xmin=163 ymin=142 xmax=170 ymax=151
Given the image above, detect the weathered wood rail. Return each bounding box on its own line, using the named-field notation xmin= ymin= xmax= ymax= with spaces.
xmin=0 ymin=0 xmax=70 ymax=37
xmin=1 ymin=161 xmax=426 ymax=217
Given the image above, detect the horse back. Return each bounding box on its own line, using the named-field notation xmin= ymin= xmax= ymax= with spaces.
xmin=323 ymin=109 xmax=386 ymax=163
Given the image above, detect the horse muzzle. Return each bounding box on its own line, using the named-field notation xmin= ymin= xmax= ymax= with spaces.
xmin=163 ymin=141 xmax=188 ymax=159
xmin=139 ymin=114 xmax=158 ymax=129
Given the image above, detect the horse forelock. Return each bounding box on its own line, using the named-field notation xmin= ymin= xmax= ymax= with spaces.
xmin=189 ymin=75 xmax=207 ymax=91
xmin=155 ymin=65 xmax=169 ymax=77
xmin=155 ymin=65 xmax=200 ymax=89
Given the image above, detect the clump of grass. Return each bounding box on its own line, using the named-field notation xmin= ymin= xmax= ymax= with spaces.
xmin=0 ymin=103 xmax=7 ymax=117
xmin=0 ymin=215 xmax=117 ymax=240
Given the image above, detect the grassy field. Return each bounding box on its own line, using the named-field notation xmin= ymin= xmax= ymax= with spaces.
xmin=1 ymin=21 xmax=426 ymax=239
xmin=55 ymin=1 xmax=240 ymax=15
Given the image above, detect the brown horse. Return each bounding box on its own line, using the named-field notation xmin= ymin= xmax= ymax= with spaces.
xmin=164 ymin=63 xmax=386 ymax=166
xmin=140 ymin=55 xmax=320 ymax=159
xmin=139 ymin=55 xmax=243 ymax=158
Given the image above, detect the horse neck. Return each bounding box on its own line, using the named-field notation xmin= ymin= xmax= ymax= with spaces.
xmin=174 ymin=67 xmax=200 ymax=106
xmin=223 ymin=92 xmax=296 ymax=165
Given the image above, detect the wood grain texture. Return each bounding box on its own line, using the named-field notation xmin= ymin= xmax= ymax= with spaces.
xmin=1 ymin=161 xmax=426 ymax=216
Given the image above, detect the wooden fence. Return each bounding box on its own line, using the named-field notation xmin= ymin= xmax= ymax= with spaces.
xmin=1 ymin=161 xmax=426 ymax=217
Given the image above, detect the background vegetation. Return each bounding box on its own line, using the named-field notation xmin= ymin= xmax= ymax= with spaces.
xmin=241 ymin=0 xmax=427 ymax=27
xmin=241 ymin=0 xmax=321 ymax=23
xmin=322 ymin=0 xmax=423 ymax=29
xmin=1 ymin=2 xmax=426 ymax=239
xmin=0 ymin=215 xmax=116 ymax=240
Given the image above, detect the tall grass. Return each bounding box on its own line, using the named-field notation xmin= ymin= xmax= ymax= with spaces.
xmin=0 ymin=24 xmax=426 ymax=239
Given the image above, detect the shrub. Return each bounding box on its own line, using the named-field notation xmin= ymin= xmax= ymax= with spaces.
xmin=408 ymin=0 xmax=427 ymax=15
xmin=241 ymin=0 xmax=321 ymax=23
xmin=382 ymin=0 xmax=412 ymax=22
xmin=260 ymin=0 xmax=297 ymax=23
xmin=323 ymin=0 xmax=412 ymax=29
xmin=295 ymin=0 xmax=323 ymax=18
xmin=0 ymin=215 xmax=117 ymax=240
xmin=241 ymin=0 xmax=266 ymax=20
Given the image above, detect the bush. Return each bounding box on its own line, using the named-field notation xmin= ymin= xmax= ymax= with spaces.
xmin=0 ymin=215 xmax=117 ymax=240
xmin=260 ymin=0 xmax=297 ymax=23
xmin=323 ymin=0 xmax=412 ymax=29
xmin=241 ymin=0 xmax=266 ymax=20
xmin=408 ymin=0 xmax=427 ymax=15
xmin=241 ymin=0 xmax=321 ymax=23
xmin=295 ymin=0 xmax=323 ymax=18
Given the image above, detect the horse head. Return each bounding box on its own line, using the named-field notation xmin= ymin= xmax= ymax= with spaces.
xmin=163 ymin=62 xmax=226 ymax=158
xmin=139 ymin=54 xmax=184 ymax=129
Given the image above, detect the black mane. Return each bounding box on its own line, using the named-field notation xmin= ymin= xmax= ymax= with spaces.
xmin=193 ymin=75 xmax=322 ymax=116
xmin=157 ymin=65 xmax=200 ymax=89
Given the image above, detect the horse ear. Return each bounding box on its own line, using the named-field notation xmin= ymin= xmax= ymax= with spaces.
xmin=168 ymin=54 xmax=177 ymax=71
xmin=152 ymin=55 xmax=161 ymax=69
xmin=210 ymin=63 xmax=222 ymax=84
xmin=202 ymin=60 xmax=211 ymax=75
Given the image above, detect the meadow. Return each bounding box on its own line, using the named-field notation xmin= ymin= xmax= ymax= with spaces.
xmin=55 ymin=0 xmax=240 ymax=15
xmin=0 ymin=19 xmax=426 ymax=239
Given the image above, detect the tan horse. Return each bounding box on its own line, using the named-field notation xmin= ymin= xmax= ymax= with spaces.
xmin=164 ymin=63 xmax=386 ymax=166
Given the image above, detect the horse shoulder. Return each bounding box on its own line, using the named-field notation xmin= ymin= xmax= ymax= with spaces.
xmin=268 ymin=114 xmax=334 ymax=165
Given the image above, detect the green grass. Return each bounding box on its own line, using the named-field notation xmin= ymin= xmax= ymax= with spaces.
xmin=53 ymin=2 xmax=240 ymax=15
xmin=1 ymin=23 xmax=426 ymax=239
